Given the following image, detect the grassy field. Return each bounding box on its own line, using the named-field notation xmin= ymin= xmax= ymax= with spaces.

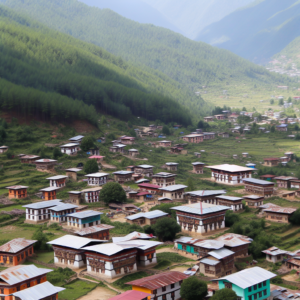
xmin=112 ymin=272 xmax=149 ymax=291
xmin=35 ymin=251 xmax=55 ymax=264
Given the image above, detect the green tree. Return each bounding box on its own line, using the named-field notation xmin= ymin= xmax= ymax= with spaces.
xmin=53 ymin=147 xmax=63 ymax=159
xmin=152 ymin=217 xmax=181 ymax=241
xmin=32 ymin=228 xmax=49 ymax=250
xmin=180 ymin=276 xmax=207 ymax=300
xmin=290 ymin=208 xmax=300 ymax=225
xmin=128 ymin=129 xmax=137 ymax=137
xmin=80 ymin=136 xmax=95 ymax=152
xmin=270 ymin=99 xmax=274 ymax=105
xmin=225 ymin=210 xmax=240 ymax=227
xmin=162 ymin=125 xmax=170 ymax=135
xmin=288 ymin=97 xmax=292 ymax=103
xmin=210 ymin=288 xmax=238 ymax=300
xmin=185 ymin=177 xmax=195 ymax=192
xmin=84 ymin=159 xmax=99 ymax=174
xmin=279 ymin=99 xmax=284 ymax=105
xmin=99 ymin=182 xmax=127 ymax=204
xmin=270 ymin=125 xmax=275 ymax=133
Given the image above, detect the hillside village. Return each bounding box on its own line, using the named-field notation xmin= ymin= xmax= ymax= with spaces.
xmin=2 ymin=111 xmax=300 ymax=300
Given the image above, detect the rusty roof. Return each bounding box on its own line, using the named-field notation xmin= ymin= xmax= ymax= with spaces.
xmin=76 ymin=224 xmax=115 ymax=236
xmin=126 ymin=271 xmax=189 ymax=290
xmin=216 ymin=233 xmax=252 ymax=247
xmin=0 ymin=238 xmax=37 ymax=253
xmin=20 ymin=155 xmax=40 ymax=159
xmin=6 ymin=185 xmax=28 ymax=190
xmin=286 ymin=258 xmax=300 ymax=266
xmin=264 ymin=207 xmax=296 ymax=214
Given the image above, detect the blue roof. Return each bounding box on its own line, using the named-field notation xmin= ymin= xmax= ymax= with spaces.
xmin=276 ymin=124 xmax=288 ymax=128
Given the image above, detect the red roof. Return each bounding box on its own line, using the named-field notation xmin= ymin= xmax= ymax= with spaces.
xmin=89 ymin=155 xmax=104 ymax=159
xmin=138 ymin=183 xmax=160 ymax=189
xmin=126 ymin=271 xmax=189 ymax=290
xmin=137 ymin=192 xmax=151 ymax=196
xmin=121 ymin=136 xmax=135 ymax=140
xmin=260 ymin=175 xmax=277 ymax=178
xmin=108 ymin=290 xmax=150 ymax=300
xmin=264 ymin=157 xmax=280 ymax=161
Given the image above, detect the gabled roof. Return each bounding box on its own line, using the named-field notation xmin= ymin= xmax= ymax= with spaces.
xmin=76 ymin=224 xmax=115 ymax=236
xmin=262 ymin=246 xmax=288 ymax=256
xmin=138 ymin=183 xmax=159 ymax=189
xmin=48 ymin=203 xmax=78 ymax=212
xmin=47 ymin=235 xmax=103 ymax=249
xmin=23 ymin=200 xmax=62 ymax=209
xmin=171 ymin=202 xmax=230 ymax=215
xmin=208 ymin=248 xmax=234 ymax=259
xmin=206 ymin=164 xmax=255 ymax=172
xmin=165 ymin=162 xmax=179 ymax=166
xmin=113 ymin=171 xmax=134 ymax=175
xmin=152 ymin=172 xmax=176 ymax=178
xmin=69 ymin=135 xmax=84 ymax=141
xmin=126 ymin=271 xmax=189 ymax=290
xmin=39 ymin=187 xmax=60 ymax=192
xmin=126 ymin=210 xmax=168 ymax=221
xmin=60 ymin=143 xmax=79 ymax=148
xmin=112 ymin=231 xmax=153 ymax=243
xmin=35 ymin=159 xmax=57 ymax=163
xmin=20 ymin=155 xmax=40 ymax=159
xmin=185 ymin=190 xmax=226 ymax=197
xmin=263 ymin=207 xmax=296 ymax=214
xmin=12 ymin=281 xmax=65 ymax=300
xmin=0 ymin=265 xmax=52 ymax=285
xmin=213 ymin=267 xmax=276 ymax=289
xmin=65 ymin=168 xmax=82 ymax=172
xmin=215 ymin=195 xmax=243 ymax=201
xmin=85 ymin=172 xmax=109 ymax=177
xmin=67 ymin=210 xmax=102 ymax=219
xmin=6 ymin=185 xmax=28 ymax=190
xmin=108 ymin=290 xmax=152 ymax=300
xmin=215 ymin=233 xmax=252 ymax=247
xmin=243 ymin=195 xmax=264 ymax=200
xmin=159 ymin=184 xmax=187 ymax=192
xmin=192 ymin=162 xmax=205 ymax=165
xmin=136 ymin=164 xmax=154 ymax=169
xmin=200 ymin=258 xmax=220 ymax=266
xmin=243 ymin=178 xmax=274 ymax=186
xmin=0 ymin=238 xmax=37 ymax=253
xmin=46 ymin=175 xmax=68 ymax=180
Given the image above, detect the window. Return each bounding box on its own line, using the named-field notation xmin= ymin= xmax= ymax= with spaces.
xmin=263 ymin=281 xmax=266 ymax=287
xmin=27 ymin=283 xmax=30 ymax=288
xmin=253 ymin=285 xmax=257 ymax=290
xmin=258 ymin=283 xmax=262 ymax=288
xmin=171 ymin=284 xmax=174 ymax=289
xmin=225 ymin=283 xmax=232 ymax=289
xmin=162 ymin=295 xmax=166 ymax=300
xmin=263 ymin=290 xmax=267 ymax=296
xmin=248 ymin=296 xmax=252 ymax=300
xmin=0 ymin=289 xmax=4 ymax=294
xmin=153 ymin=290 xmax=157 ymax=294
xmin=162 ymin=287 xmax=166 ymax=292
xmin=253 ymin=294 xmax=257 ymax=300
xmin=248 ymin=286 xmax=252 ymax=292
xmin=179 ymin=281 xmax=183 ymax=286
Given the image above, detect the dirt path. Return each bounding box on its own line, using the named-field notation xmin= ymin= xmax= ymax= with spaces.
xmin=77 ymin=286 xmax=117 ymax=300
xmin=101 ymin=162 xmax=117 ymax=169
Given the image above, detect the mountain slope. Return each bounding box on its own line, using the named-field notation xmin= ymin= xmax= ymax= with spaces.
xmin=143 ymin=0 xmax=255 ymax=39
xmin=0 ymin=0 xmax=290 ymax=95
xmin=0 ymin=6 xmax=192 ymax=125
xmin=79 ymin=0 xmax=183 ymax=35
xmin=196 ymin=0 xmax=300 ymax=63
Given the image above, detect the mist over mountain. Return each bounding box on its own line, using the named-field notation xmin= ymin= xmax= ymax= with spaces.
xmin=196 ymin=0 xmax=300 ymax=64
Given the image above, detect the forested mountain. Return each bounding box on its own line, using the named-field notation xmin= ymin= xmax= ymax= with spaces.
xmin=79 ymin=0 xmax=182 ymax=35
xmin=274 ymin=36 xmax=300 ymax=65
xmin=143 ymin=0 xmax=255 ymax=39
xmin=0 ymin=6 xmax=192 ymax=125
xmin=0 ymin=0 xmax=290 ymax=95
xmin=196 ymin=0 xmax=300 ymax=64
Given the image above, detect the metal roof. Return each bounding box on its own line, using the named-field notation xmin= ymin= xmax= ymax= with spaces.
xmin=152 ymin=172 xmax=176 ymax=178
xmin=158 ymin=197 xmax=173 ymax=201
xmin=65 ymin=168 xmax=82 ymax=172
xmin=68 ymin=210 xmax=102 ymax=219
xmin=243 ymin=195 xmax=264 ymax=200
xmin=129 ymin=149 xmax=139 ymax=152
xmin=126 ymin=271 xmax=189 ymax=290
xmin=215 ymin=233 xmax=252 ymax=247
xmin=69 ymin=135 xmax=84 ymax=141
xmin=135 ymin=179 xmax=150 ymax=184
xmin=68 ymin=191 xmax=82 ymax=195
xmin=113 ymin=171 xmax=134 ymax=175
xmin=206 ymin=164 xmax=255 ymax=172
xmin=136 ymin=164 xmax=154 ymax=169
xmin=185 ymin=190 xmax=226 ymax=197
xmin=83 ymin=243 xmax=134 ymax=256
xmin=46 ymin=175 xmax=68 ymax=180
xmin=0 ymin=265 xmax=52 ymax=285
xmin=213 ymin=267 xmax=276 ymax=289
xmin=12 ymin=281 xmax=65 ymax=300
xmin=192 ymin=162 xmax=205 ymax=165
xmin=165 ymin=162 xmax=179 ymax=166
xmin=194 ymin=240 xmax=224 ymax=249
xmin=262 ymin=247 xmax=288 ymax=256
xmin=182 ymin=134 xmax=203 ymax=137
xmin=208 ymin=248 xmax=234 ymax=259
xmin=264 ymin=207 xmax=296 ymax=214
xmin=160 ymin=140 xmax=171 ymax=143
xmin=81 ymin=187 xmax=102 ymax=193
xmin=23 ymin=200 xmax=62 ymax=209
xmin=47 ymin=235 xmax=103 ymax=249
xmin=6 ymin=185 xmax=28 ymax=190
xmin=108 ymin=290 xmax=151 ymax=300
xmin=159 ymin=184 xmax=187 ymax=191
xmin=0 ymin=238 xmax=37 ymax=253
xmin=137 ymin=183 xmax=159 ymax=189
xmin=171 ymin=203 xmax=230 ymax=215
xmin=39 ymin=187 xmax=60 ymax=192
xmin=116 ymin=240 xmax=162 ymax=251
xmin=274 ymin=176 xmax=297 ymax=181
xmin=76 ymin=224 xmax=115 ymax=236
xmin=200 ymin=258 xmax=220 ymax=266
xmin=48 ymin=203 xmax=78 ymax=212
xmin=85 ymin=172 xmax=109 ymax=177
xmin=243 ymin=178 xmax=274 ymax=185
xmin=35 ymin=159 xmax=57 ymax=163
xmin=60 ymin=143 xmax=79 ymax=148
xmin=112 ymin=232 xmax=153 ymax=243
xmin=126 ymin=210 xmax=168 ymax=220
xmin=20 ymin=155 xmax=40 ymax=159
xmin=216 ymin=195 xmax=243 ymax=201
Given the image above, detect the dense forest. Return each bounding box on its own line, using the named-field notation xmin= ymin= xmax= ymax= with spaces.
xmin=0 ymin=0 xmax=292 ymax=101
xmin=0 ymin=8 xmax=193 ymax=125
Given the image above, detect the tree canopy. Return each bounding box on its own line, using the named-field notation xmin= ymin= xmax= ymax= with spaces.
xmin=99 ymin=182 xmax=127 ymax=204
xmin=84 ymin=159 xmax=99 ymax=174
xmin=180 ymin=277 xmax=207 ymax=300
xmin=210 ymin=288 xmax=238 ymax=300
xmin=80 ymin=137 xmax=95 ymax=152
xmin=152 ymin=217 xmax=181 ymax=241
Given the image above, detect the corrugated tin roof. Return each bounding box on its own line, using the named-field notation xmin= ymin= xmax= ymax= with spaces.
xmin=35 ymin=159 xmax=57 ymax=163
xmin=243 ymin=178 xmax=274 ymax=185
xmin=171 ymin=203 xmax=230 ymax=215
xmin=215 ymin=195 xmax=243 ymax=201
xmin=112 ymin=232 xmax=153 ymax=243
xmin=68 ymin=191 xmax=82 ymax=195
xmin=185 ymin=190 xmax=226 ymax=197
xmin=243 ymin=195 xmax=264 ymax=200
xmin=85 ymin=172 xmax=109 ymax=177
xmin=135 ymin=179 xmax=150 ymax=184
xmin=69 ymin=135 xmax=84 ymax=141
xmin=213 ymin=267 xmax=276 ymax=289
xmin=0 ymin=238 xmax=37 ymax=253
xmin=68 ymin=210 xmax=102 ymax=219
xmin=264 ymin=207 xmax=296 ymax=214
xmin=60 ymin=143 xmax=79 ymax=147
xmin=65 ymin=168 xmax=82 ymax=172
xmin=39 ymin=187 xmax=60 ymax=192
xmin=159 ymin=184 xmax=187 ymax=191
xmin=12 ymin=281 xmax=65 ymax=300
xmin=137 ymin=183 xmax=159 ymax=189
xmin=23 ymin=200 xmax=62 ymax=209
xmin=108 ymin=290 xmax=151 ymax=300
xmin=81 ymin=187 xmax=102 ymax=193
xmin=0 ymin=265 xmax=52 ymax=285
xmin=126 ymin=210 xmax=168 ymax=220
xmin=48 ymin=203 xmax=78 ymax=212
xmin=20 ymin=155 xmax=39 ymax=159
xmin=192 ymin=162 xmax=205 ymax=165
xmin=200 ymin=258 xmax=220 ymax=266
xmin=6 ymin=185 xmax=28 ymax=190
xmin=113 ymin=171 xmax=134 ymax=175
xmin=165 ymin=162 xmax=178 ymax=166
xmin=206 ymin=164 xmax=255 ymax=172
xmin=262 ymin=246 xmax=288 ymax=256
xmin=259 ymin=203 xmax=280 ymax=209
xmin=47 ymin=235 xmax=103 ymax=249
xmin=76 ymin=224 xmax=115 ymax=236
xmin=208 ymin=248 xmax=234 ymax=259
xmin=117 ymin=240 xmax=162 ymax=251
xmin=194 ymin=240 xmax=224 ymax=249
xmin=83 ymin=243 xmax=134 ymax=255
xmin=126 ymin=271 xmax=189 ymax=290
xmin=152 ymin=172 xmax=176 ymax=178
xmin=216 ymin=233 xmax=252 ymax=247
xmin=136 ymin=164 xmax=154 ymax=169
xmin=46 ymin=175 xmax=68 ymax=180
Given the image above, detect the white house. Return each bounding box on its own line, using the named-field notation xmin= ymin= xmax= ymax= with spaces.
xmin=46 ymin=175 xmax=68 ymax=188
xmin=85 ymin=173 xmax=109 ymax=186
xmin=69 ymin=135 xmax=84 ymax=144
xmin=60 ymin=143 xmax=80 ymax=155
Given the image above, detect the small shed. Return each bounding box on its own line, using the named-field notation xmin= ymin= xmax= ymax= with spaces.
xmin=65 ymin=168 xmax=82 ymax=181
xmin=0 ymin=146 xmax=9 ymax=154
xmin=128 ymin=149 xmax=139 ymax=157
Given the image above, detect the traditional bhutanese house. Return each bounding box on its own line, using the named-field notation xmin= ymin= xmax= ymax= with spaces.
xmin=20 ymin=155 xmax=40 ymax=164
xmin=0 ymin=239 xmax=36 ymax=267
xmin=170 ymin=146 xmax=185 ymax=154
xmin=192 ymin=162 xmax=205 ymax=174
xmin=59 ymin=143 xmax=80 ymax=155
xmin=89 ymin=155 xmax=104 ymax=163
xmin=138 ymin=183 xmax=160 ymax=194
xmin=290 ymin=179 xmax=300 ymax=189
xmin=112 ymin=232 xmax=154 ymax=243
xmin=11 ymin=281 xmax=65 ymax=300
xmin=274 ymin=176 xmax=297 ymax=188
xmin=134 ymin=165 xmax=154 ymax=177
xmin=81 ymin=187 xmax=101 ymax=203
xmin=165 ymin=162 xmax=178 ymax=172
xmin=285 ymin=152 xmax=294 ymax=161
xmin=264 ymin=207 xmax=296 ymax=224
xmin=84 ymin=240 xmax=162 ymax=278
xmin=206 ymin=164 xmax=254 ymax=185
xmin=6 ymin=186 xmax=28 ymax=199
xmin=171 ymin=202 xmax=230 ymax=235
xmin=246 ymin=163 xmax=256 ymax=169
xmin=0 ymin=146 xmax=9 ymax=154
xmin=136 ymin=192 xmax=154 ymax=202
xmin=174 ymin=236 xmax=224 ymax=258
xmin=113 ymin=171 xmax=134 ymax=184
xmin=67 ymin=210 xmax=102 ymax=229
xmin=194 ymin=152 xmax=201 ymax=158
xmin=233 ymin=154 xmax=238 ymax=159
xmin=39 ymin=187 xmax=60 ymax=201
xmin=285 ymin=256 xmax=300 ymax=271
xmin=108 ymin=203 xmax=138 ymax=212
xmin=120 ymin=136 xmax=135 ymax=145
xmin=276 ymin=124 xmax=288 ymax=132
xmin=23 ymin=200 xmax=62 ymax=224
xmin=68 ymin=191 xmax=82 ymax=205
xmin=243 ymin=178 xmax=274 ymax=197
xmin=159 ymin=184 xmax=187 ymax=201
xmin=259 ymin=174 xmax=276 ymax=181
xmin=203 ymin=132 xmax=216 ymax=140
xmin=214 ymin=114 xmax=225 ymax=120
xmin=126 ymin=271 xmax=188 ymax=300
xmin=107 ymin=290 xmax=151 ymax=300
xmin=215 ymin=233 xmax=252 ymax=258
xmin=0 ymin=265 xmax=53 ymax=300
xmin=280 ymin=156 xmax=289 ymax=163
xmin=109 ymin=144 xmax=126 ymax=153
xmin=200 ymin=248 xmax=235 ymax=277
xmin=76 ymin=224 xmax=115 ymax=240
xmin=212 ymin=267 xmax=276 ymax=300
xmin=47 ymin=235 xmax=103 ymax=269
xmin=157 ymin=197 xmax=173 ymax=203
xmin=35 ymin=159 xmax=57 ymax=171
xmin=49 ymin=203 xmax=78 ymax=223
xmin=128 ymin=149 xmax=139 ymax=157
xmin=185 ymin=190 xmax=226 ymax=205
xmin=69 ymin=135 xmax=84 ymax=144
xmin=85 ymin=173 xmax=109 ymax=186
xmin=182 ymin=134 xmax=204 ymax=143
xmin=215 ymin=195 xmax=243 ymax=211
xmin=243 ymin=195 xmax=264 ymax=208
xmin=204 ymin=116 xmax=214 ymax=122
xmin=152 ymin=172 xmax=176 ymax=188
xmin=158 ymin=140 xmax=171 ymax=147
xmin=218 ymin=132 xmax=229 ymax=138
xmin=258 ymin=203 xmax=280 ymax=215
xmin=262 ymin=246 xmax=288 ymax=263
xmin=65 ymin=168 xmax=81 ymax=181
xmin=264 ymin=157 xmax=280 ymax=167
xmin=228 ymin=115 xmax=238 ymax=122
xmin=242 ymin=153 xmax=249 ymax=158
xmin=126 ymin=210 xmax=168 ymax=226
xmin=46 ymin=175 xmax=68 ymax=189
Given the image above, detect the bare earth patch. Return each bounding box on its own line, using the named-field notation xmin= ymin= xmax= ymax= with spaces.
xmin=77 ymin=286 xmax=117 ymax=300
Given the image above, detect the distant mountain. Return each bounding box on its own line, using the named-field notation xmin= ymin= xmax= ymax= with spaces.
xmin=196 ymin=0 xmax=300 ymax=64
xmin=143 ymin=0 xmax=255 ymax=39
xmin=79 ymin=0 xmax=183 ymax=35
